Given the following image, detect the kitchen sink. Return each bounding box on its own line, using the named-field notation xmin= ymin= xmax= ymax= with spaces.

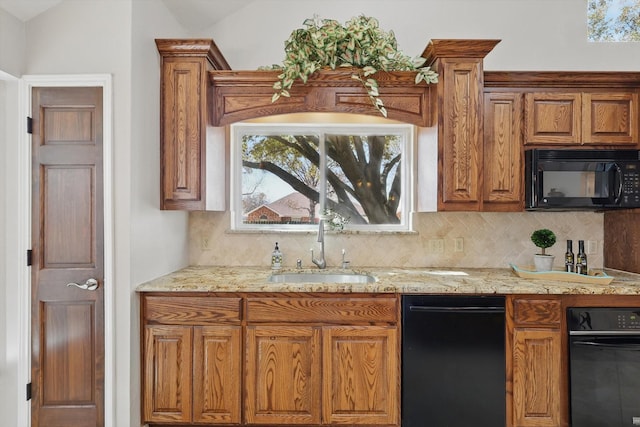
xmin=268 ymin=272 xmax=377 ymax=284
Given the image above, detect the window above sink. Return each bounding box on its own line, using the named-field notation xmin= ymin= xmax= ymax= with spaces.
xmin=231 ymin=116 xmax=415 ymax=232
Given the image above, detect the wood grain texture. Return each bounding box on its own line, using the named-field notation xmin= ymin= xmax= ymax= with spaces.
xmin=512 ymin=328 xmax=562 ymax=427
xmin=483 ymin=92 xmax=523 ymax=210
xmin=141 ymin=293 xmax=401 ymax=426
xmin=31 ymin=86 xmax=104 ymax=427
xmin=422 ymin=39 xmax=501 ymax=63
xmin=209 ymin=70 xmax=433 ymax=127
xmin=524 ymin=92 xmax=581 ymax=145
xmin=246 ymin=297 xmax=398 ymax=324
xmin=143 ymin=325 xmax=192 ymax=423
xmin=160 ymin=58 xmax=205 ymax=209
xmin=155 ymin=39 xmax=231 ymax=71
xmin=582 ymin=92 xmax=638 ymax=144
xmin=322 ymin=326 xmax=399 ymax=425
xmin=438 ymin=58 xmax=483 ymax=210
xmin=193 ymin=326 xmax=242 ymax=423
xmin=485 ymin=71 xmax=640 ymax=88
xmin=604 ymin=209 xmax=640 ymax=273
xmin=245 ymin=325 xmax=322 ymax=424
xmin=156 ymin=38 xmax=231 ymax=210
xmin=144 ymin=296 xmax=242 ymax=324
xmin=507 ymin=296 xmax=565 ymax=427
xmin=513 ymin=298 xmax=562 ymax=327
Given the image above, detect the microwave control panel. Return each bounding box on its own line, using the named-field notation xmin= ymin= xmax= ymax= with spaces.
xmin=621 ymin=163 xmax=640 ymax=204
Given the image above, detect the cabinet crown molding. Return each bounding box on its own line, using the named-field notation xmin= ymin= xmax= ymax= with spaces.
xmin=155 ymin=38 xmax=231 ymax=70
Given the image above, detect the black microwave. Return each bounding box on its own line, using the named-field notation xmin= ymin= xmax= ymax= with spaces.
xmin=525 ymin=149 xmax=640 ymax=210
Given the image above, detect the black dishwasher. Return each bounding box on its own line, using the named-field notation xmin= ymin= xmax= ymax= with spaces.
xmin=402 ymin=295 xmax=506 ymax=427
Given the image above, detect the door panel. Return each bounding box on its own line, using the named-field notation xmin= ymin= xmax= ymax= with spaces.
xmin=323 ymin=326 xmax=399 ymax=425
xmin=245 ymin=325 xmax=321 ymax=424
xmin=31 ymin=86 xmax=104 ymax=427
xmin=42 ymin=166 xmax=95 ymax=267
xmin=42 ymin=301 xmax=96 ymax=404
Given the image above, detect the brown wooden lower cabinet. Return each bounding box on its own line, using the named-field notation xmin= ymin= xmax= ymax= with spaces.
xmin=143 ymin=292 xmax=640 ymax=427
xmin=143 ymin=324 xmax=242 ymax=424
xmin=245 ymin=325 xmax=322 ymax=425
xmin=507 ymin=296 xmax=564 ymax=427
xmin=141 ymin=293 xmax=400 ymax=426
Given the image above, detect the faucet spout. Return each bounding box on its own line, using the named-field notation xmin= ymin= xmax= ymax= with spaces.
xmin=311 ymin=220 xmax=326 ymax=269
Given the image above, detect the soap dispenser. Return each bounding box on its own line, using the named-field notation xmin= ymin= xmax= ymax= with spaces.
xmin=271 ymin=242 xmax=283 ymax=270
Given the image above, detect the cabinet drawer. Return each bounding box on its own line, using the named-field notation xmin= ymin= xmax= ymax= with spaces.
xmin=143 ymin=296 xmax=242 ymax=324
xmin=513 ymin=298 xmax=561 ymax=327
xmin=246 ymin=297 xmax=398 ymax=324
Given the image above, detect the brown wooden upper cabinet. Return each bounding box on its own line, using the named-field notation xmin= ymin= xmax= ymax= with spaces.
xmin=156 ymin=40 xmax=640 ymax=212
xmin=156 ymin=39 xmax=231 ymax=210
xmin=483 ymin=92 xmax=524 ymax=211
xmin=524 ymin=91 xmax=639 ymax=146
xmin=422 ymin=39 xmax=502 ymax=211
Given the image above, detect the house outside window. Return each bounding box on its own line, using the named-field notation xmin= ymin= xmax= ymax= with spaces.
xmin=232 ymin=121 xmax=414 ymax=232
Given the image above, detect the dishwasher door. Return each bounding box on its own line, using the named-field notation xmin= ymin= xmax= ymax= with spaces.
xmin=402 ymin=295 xmax=506 ymax=427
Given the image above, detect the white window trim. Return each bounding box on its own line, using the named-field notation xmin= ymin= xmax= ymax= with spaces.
xmin=231 ymin=122 xmax=415 ymax=233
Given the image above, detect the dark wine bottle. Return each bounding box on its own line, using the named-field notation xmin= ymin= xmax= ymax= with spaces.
xmin=565 ymin=240 xmax=575 ymax=273
xmin=576 ymin=240 xmax=588 ymax=275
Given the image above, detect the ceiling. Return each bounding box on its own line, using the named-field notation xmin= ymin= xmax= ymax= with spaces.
xmin=0 ymin=0 xmax=63 ymax=21
xmin=0 ymin=0 xmax=252 ymax=30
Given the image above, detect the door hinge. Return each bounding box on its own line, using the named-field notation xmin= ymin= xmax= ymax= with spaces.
xmin=27 ymin=117 xmax=33 ymax=134
xmin=26 ymin=382 xmax=32 ymax=401
xmin=27 ymin=249 xmax=32 ymax=266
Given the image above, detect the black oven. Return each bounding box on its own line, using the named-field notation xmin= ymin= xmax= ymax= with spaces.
xmin=568 ymin=308 xmax=640 ymax=427
xmin=525 ymin=149 xmax=640 ymax=210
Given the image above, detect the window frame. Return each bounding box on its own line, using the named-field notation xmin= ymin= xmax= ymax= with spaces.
xmin=231 ymin=121 xmax=415 ymax=233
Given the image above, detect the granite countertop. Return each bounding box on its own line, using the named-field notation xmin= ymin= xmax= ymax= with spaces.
xmin=136 ymin=266 xmax=640 ymax=295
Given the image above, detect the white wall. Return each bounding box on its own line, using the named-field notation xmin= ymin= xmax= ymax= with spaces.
xmin=1 ymin=72 xmax=24 ymax=427
xmin=200 ymin=0 xmax=640 ymax=71
xmin=0 ymin=11 xmax=24 ymax=424
xmin=16 ymin=1 xmax=192 ymax=426
xmin=0 ymin=8 xmax=25 ymax=76
xmin=130 ymin=1 xmax=192 ymax=425
xmin=24 ymin=2 xmax=134 ymax=425
xmin=0 ymin=79 xmax=7 ymax=427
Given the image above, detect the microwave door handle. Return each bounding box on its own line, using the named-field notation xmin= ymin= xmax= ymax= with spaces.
xmin=614 ymin=164 xmax=623 ymax=204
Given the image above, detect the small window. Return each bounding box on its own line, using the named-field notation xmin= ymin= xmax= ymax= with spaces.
xmin=588 ymin=0 xmax=640 ymax=42
xmin=232 ymin=122 xmax=414 ymax=232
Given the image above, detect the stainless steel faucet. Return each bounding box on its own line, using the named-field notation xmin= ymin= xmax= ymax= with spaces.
xmin=311 ymin=219 xmax=326 ymax=269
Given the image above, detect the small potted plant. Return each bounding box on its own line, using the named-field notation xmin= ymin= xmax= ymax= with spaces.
xmin=531 ymin=229 xmax=557 ymax=271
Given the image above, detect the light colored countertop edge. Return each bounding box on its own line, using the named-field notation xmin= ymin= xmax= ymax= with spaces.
xmin=136 ymin=266 xmax=640 ymax=295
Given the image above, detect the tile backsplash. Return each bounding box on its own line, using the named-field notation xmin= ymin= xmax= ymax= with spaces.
xmin=190 ymin=211 xmax=603 ymax=269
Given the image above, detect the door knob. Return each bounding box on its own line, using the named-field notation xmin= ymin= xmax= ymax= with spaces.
xmin=66 ymin=278 xmax=99 ymax=291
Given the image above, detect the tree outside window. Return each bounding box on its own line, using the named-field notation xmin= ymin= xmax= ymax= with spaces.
xmin=233 ymin=123 xmax=412 ymax=231
xmin=588 ymin=0 xmax=640 ymax=41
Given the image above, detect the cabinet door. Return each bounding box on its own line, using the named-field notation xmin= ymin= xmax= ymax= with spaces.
xmin=582 ymin=92 xmax=639 ymax=145
xmin=524 ymin=93 xmax=581 ymax=145
xmin=438 ymin=59 xmax=483 ymax=210
xmin=512 ymin=328 xmax=562 ymax=427
xmin=143 ymin=325 xmax=192 ymax=423
xmin=483 ymin=92 xmax=523 ymax=210
xmin=322 ymin=326 xmax=399 ymax=425
xmin=245 ymin=326 xmax=321 ymax=424
xmin=159 ymin=56 xmax=208 ymax=210
xmin=193 ymin=326 xmax=242 ymax=423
